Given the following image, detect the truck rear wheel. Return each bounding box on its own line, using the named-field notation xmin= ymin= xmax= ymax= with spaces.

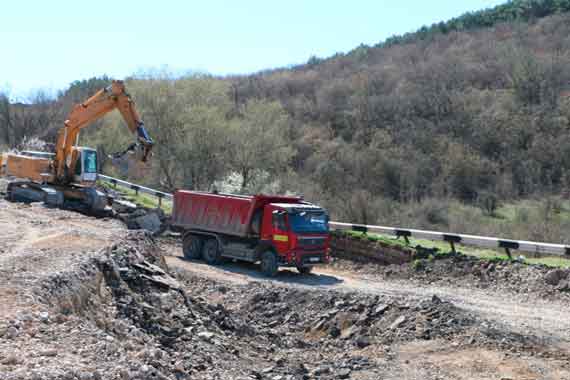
xmin=202 ymin=239 xmax=222 ymax=265
xmin=260 ymin=250 xmax=278 ymax=277
xmin=183 ymin=235 xmax=202 ymax=260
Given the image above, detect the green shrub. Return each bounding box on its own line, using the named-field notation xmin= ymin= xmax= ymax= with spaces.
xmin=412 ymin=259 xmax=426 ymax=271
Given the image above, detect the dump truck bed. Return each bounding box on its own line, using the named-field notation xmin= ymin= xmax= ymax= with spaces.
xmin=172 ymin=191 xmax=303 ymax=237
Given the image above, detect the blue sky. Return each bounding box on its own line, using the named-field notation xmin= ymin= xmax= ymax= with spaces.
xmin=1 ymin=0 xmax=505 ymax=98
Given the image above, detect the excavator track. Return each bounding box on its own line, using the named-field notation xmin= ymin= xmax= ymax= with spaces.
xmin=6 ymin=180 xmax=111 ymax=217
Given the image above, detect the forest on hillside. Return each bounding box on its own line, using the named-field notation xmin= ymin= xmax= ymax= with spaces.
xmin=1 ymin=0 xmax=570 ymax=243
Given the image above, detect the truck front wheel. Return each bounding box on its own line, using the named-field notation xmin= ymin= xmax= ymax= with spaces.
xmin=202 ymin=239 xmax=222 ymax=265
xmin=297 ymin=265 xmax=313 ymax=275
xmin=183 ymin=235 xmax=202 ymax=260
xmin=260 ymin=251 xmax=278 ymax=277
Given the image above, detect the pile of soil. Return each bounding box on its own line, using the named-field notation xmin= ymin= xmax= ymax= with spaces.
xmin=332 ymin=249 xmax=570 ymax=300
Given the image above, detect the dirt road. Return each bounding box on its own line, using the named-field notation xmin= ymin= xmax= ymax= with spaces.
xmin=163 ymin=243 xmax=570 ymax=348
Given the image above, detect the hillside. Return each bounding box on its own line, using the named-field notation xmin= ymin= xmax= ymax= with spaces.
xmin=1 ymin=1 xmax=570 ymax=243
xmin=230 ymin=10 xmax=570 ymax=201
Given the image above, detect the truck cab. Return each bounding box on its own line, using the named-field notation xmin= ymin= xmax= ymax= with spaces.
xmin=262 ymin=203 xmax=330 ymax=272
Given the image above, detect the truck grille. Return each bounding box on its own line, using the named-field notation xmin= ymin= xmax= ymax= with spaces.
xmin=297 ymin=237 xmax=326 ymax=247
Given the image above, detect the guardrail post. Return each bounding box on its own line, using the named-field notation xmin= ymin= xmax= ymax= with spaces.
xmin=353 ymin=225 xmax=368 ymax=234
xmin=499 ymin=240 xmax=518 ymax=260
xmin=443 ymin=234 xmax=461 ymax=254
xmin=396 ymin=230 xmax=411 ymax=245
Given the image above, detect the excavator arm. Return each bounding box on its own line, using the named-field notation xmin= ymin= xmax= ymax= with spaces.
xmin=54 ymin=80 xmax=153 ymax=181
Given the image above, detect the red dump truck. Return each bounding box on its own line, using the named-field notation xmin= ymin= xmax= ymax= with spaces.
xmin=172 ymin=191 xmax=330 ymax=276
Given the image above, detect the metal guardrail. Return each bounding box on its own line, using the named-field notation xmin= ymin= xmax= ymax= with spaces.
xmin=99 ymin=174 xmax=570 ymax=258
xmin=329 ymin=222 xmax=570 ymax=258
xmin=99 ymin=174 xmax=172 ymax=206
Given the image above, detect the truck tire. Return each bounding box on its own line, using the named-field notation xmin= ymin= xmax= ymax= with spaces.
xmin=297 ymin=265 xmax=313 ymax=275
xmin=202 ymin=239 xmax=222 ymax=265
xmin=260 ymin=250 xmax=278 ymax=277
xmin=5 ymin=183 xmax=14 ymax=201
xmin=183 ymin=235 xmax=202 ymax=260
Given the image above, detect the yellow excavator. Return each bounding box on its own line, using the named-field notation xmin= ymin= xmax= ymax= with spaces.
xmin=0 ymin=80 xmax=153 ymax=214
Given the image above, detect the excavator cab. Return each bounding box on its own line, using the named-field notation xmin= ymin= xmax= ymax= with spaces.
xmin=71 ymin=147 xmax=98 ymax=184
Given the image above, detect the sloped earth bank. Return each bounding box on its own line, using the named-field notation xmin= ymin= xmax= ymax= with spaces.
xmin=0 ymin=200 xmax=569 ymax=379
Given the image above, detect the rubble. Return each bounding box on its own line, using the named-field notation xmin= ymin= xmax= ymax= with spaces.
xmin=544 ymin=268 xmax=570 ymax=286
xmin=331 ymin=250 xmax=570 ymax=299
xmin=116 ymin=207 xmax=167 ymax=235
xmin=1 ymin=231 xmax=259 ymax=379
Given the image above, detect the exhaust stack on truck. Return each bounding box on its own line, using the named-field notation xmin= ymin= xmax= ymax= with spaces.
xmin=172 ymin=191 xmax=330 ymax=276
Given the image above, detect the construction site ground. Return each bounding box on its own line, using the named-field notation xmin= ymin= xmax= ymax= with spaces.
xmin=1 ymin=198 xmax=570 ymax=380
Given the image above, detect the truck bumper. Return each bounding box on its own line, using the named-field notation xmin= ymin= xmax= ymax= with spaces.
xmin=284 ymin=249 xmax=330 ymax=267
xmin=299 ymin=253 xmax=326 ymax=265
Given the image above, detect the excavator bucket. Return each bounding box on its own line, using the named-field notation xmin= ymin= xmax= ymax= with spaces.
xmin=111 ymin=142 xmax=152 ymax=161
xmin=109 ymin=144 xmax=152 ymax=179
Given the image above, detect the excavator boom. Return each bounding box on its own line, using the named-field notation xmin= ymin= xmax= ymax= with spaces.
xmin=54 ymin=80 xmax=153 ymax=182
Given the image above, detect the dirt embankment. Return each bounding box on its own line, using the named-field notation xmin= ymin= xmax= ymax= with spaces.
xmin=329 ymin=232 xmax=570 ymax=301
xmin=0 ymin=200 xmax=256 ymax=379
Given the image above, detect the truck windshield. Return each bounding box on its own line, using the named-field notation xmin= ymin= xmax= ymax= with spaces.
xmin=289 ymin=212 xmax=329 ymax=233
xmin=83 ymin=150 xmax=98 ymax=174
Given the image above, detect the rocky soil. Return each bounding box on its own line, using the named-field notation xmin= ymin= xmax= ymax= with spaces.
xmin=330 ymin=247 xmax=570 ymax=302
xmin=2 ymin=198 xmax=570 ymax=379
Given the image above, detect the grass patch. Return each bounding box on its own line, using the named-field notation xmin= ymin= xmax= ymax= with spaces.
xmin=98 ymin=181 xmax=172 ymax=214
xmin=409 ymin=235 xmax=570 ymax=268
xmin=524 ymin=256 xmax=570 ymax=267
xmin=339 ymin=230 xmax=570 ymax=268
xmin=342 ymin=230 xmax=411 ymax=250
